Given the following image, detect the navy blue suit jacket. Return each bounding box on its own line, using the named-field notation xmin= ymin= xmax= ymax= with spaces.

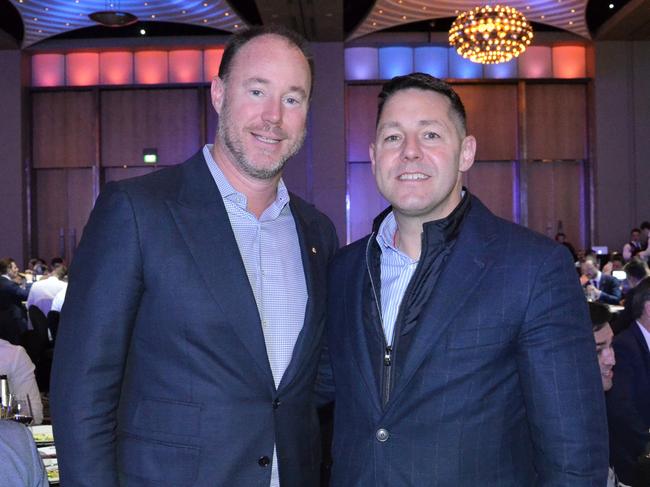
xmin=596 ymin=273 xmax=622 ymax=305
xmin=326 ymin=196 xmax=608 ymax=486
xmin=0 ymin=276 xmax=29 ymax=344
xmin=50 ymin=152 xmax=338 ymax=487
xmin=607 ymin=322 xmax=650 ymax=485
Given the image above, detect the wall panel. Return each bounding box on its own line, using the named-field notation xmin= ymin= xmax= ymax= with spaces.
xmin=526 ymin=84 xmax=587 ymax=160
xmin=463 ymin=161 xmax=515 ymax=221
xmin=33 ymin=169 xmax=94 ymax=262
xmin=32 ymin=91 xmax=96 ymax=168
xmin=453 ymin=84 xmax=518 ymax=161
xmin=347 ymin=84 xmax=381 ymax=162
xmin=101 ymin=89 xmax=201 ymax=166
xmin=527 ymin=161 xmax=583 ymax=245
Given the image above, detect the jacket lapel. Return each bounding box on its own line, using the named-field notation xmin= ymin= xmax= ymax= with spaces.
xmin=348 ymin=238 xmax=383 ymax=413
xmin=386 ymin=200 xmax=497 ymax=410
xmin=276 ymin=201 xmax=324 ymax=390
xmin=166 ymin=153 xmax=274 ymax=386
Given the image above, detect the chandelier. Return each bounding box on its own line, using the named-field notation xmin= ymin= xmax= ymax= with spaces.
xmin=449 ymin=5 xmax=533 ymax=65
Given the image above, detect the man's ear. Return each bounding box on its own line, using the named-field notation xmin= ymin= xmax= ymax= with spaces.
xmin=210 ymin=76 xmax=226 ymax=115
xmin=459 ymin=135 xmax=476 ymax=173
xmin=369 ymin=142 xmax=377 ymax=175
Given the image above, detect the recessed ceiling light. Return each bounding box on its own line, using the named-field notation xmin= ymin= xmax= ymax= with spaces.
xmin=224 ymin=12 xmax=229 ymax=16
xmin=609 ymin=3 xmax=615 ymax=8
xmin=401 ymin=15 xmax=407 ymax=20
xmin=540 ymin=15 xmax=545 ymax=19
xmin=234 ymin=24 xmax=239 ymax=28
xmin=203 ymin=19 xmax=208 ymax=23
xmin=150 ymin=14 xmax=155 ymax=18
xmin=140 ymin=29 xmax=146 ymax=35
xmin=569 ymin=21 xmax=573 ymax=25
xmin=372 ymin=21 xmax=377 ymax=26
xmin=378 ymin=9 xmax=383 ymax=14
xmin=44 ymin=7 xmax=48 ymax=10
xmin=33 ymin=17 xmax=37 ymax=21
xmin=526 ymin=5 xmax=530 ymax=9
xmin=571 ymin=8 xmax=575 ymax=13
xmin=422 ymin=6 xmax=427 ymax=10
xmin=65 ymin=22 xmax=70 ymax=26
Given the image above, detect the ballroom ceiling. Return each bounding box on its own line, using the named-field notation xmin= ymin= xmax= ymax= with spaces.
xmin=0 ymin=0 xmax=646 ymax=48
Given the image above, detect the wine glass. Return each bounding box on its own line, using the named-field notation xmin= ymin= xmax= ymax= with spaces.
xmin=11 ymin=395 xmax=34 ymax=426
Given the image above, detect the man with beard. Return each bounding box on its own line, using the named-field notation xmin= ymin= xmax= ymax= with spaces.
xmin=51 ymin=26 xmax=338 ymax=487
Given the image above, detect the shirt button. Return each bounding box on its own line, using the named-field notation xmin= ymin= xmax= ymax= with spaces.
xmin=376 ymin=428 xmax=389 ymax=442
xmin=258 ymin=456 xmax=271 ymax=467
xmin=272 ymin=398 xmax=281 ymax=409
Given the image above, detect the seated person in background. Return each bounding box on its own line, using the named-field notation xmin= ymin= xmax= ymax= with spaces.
xmin=0 ymin=420 xmax=48 ymax=487
xmin=26 ymin=265 xmax=67 ymax=316
xmin=613 ymin=259 xmax=650 ymax=334
xmin=607 ymin=277 xmax=650 ymax=486
xmin=581 ymin=254 xmax=622 ymax=304
xmin=588 ymin=302 xmax=621 ymax=487
xmin=26 ymin=258 xmax=48 ymax=278
xmin=0 ymin=258 xmax=29 ymax=345
xmin=604 ymin=252 xmax=625 ymax=276
xmin=623 ymin=228 xmax=644 ymax=262
xmin=0 ymin=338 xmax=44 ymax=424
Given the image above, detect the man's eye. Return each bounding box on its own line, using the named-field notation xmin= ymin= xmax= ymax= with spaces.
xmin=285 ymin=97 xmax=301 ymax=106
xmin=424 ymin=131 xmax=440 ymax=139
xmin=250 ymin=89 xmax=263 ymax=96
xmin=384 ymin=134 xmax=400 ymax=142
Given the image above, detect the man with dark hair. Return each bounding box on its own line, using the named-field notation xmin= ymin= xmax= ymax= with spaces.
xmin=623 ymin=228 xmax=643 ymax=261
xmin=51 ymin=25 xmax=338 ymax=487
xmin=587 ymin=302 xmax=623 ymax=487
xmin=0 ymin=258 xmax=29 ymax=345
xmin=613 ymin=259 xmax=650 ymax=334
xmin=582 ymin=254 xmax=623 ymax=304
xmin=607 ymin=277 xmax=650 ymax=486
xmin=325 ymin=73 xmax=607 ymax=485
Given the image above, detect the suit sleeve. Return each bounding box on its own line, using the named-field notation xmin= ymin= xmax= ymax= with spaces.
xmin=599 ymin=276 xmax=622 ymax=305
xmin=516 ymin=245 xmax=609 ymax=486
xmin=50 ymin=184 xmax=144 ymax=487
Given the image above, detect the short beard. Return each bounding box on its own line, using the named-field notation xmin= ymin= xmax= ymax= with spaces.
xmin=218 ymin=99 xmax=305 ymax=181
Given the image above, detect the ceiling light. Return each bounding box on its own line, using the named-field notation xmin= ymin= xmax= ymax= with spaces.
xmin=609 ymin=3 xmax=614 ymax=8
xmin=449 ymin=5 xmax=533 ymax=64
xmin=89 ymin=11 xmax=138 ymax=27
xmin=139 ymin=29 xmax=146 ymax=35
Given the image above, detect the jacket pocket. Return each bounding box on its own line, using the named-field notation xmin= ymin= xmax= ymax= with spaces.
xmin=132 ymin=397 xmax=202 ymax=437
xmin=117 ymin=433 xmax=200 ymax=485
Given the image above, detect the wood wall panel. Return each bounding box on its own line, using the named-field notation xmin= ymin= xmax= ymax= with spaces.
xmin=101 ymin=89 xmax=201 ymax=167
xmin=347 ymin=84 xmax=382 ymax=162
xmin=32 ymin=91 xmax=96 ymax=168
xmin=453 ymin=84 xmax=518 ymax=161
xmin=526 ymin=161 xmax=583 ymax=246
xmin=463 ymin=161 xmax=515 ymax=222
xmin=526 ymin=84 xmax=587 ymax=160
xmin=33 ymin=168 xmax=94 ymax=263
xmin=348 ymin=162 xmax=387 ymax=243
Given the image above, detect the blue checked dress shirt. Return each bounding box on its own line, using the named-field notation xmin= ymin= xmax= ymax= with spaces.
xmin=203 ymin=145 xmax=307 ymax=487
xmin=376 ymin=211 xmax=419 ymax=346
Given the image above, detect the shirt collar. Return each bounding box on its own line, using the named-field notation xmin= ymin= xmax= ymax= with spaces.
xmin=1 ymin=274 xmax=11 ymax=281
xmin=202 ymin=144 xmax=290 ymax=217
xmin=376 ymin=211 xmax=418 ymax=263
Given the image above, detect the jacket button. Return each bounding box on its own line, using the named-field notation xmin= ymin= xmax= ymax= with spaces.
xmin=258 ymin=456 xmax=271 ymax=467
xmin=272 ymin=398 xmax=281 ymax=409
xmin=376 ymin=428 xmax=390 ymax=442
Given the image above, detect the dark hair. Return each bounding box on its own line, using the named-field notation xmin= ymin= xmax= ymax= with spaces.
xmin=376 ymin=73 xmax=468 ymax=134
xmin=631 ymin=276 xmax=650 ymax=320
xmin=0 ymin=258 xmax=16 ymax=275
xmin=218 ymin=25 xmax=314 ymax=98
xmin=610 ymin=252 xmax=624 ymax=264
xmin=51 ymin=257 xmax=64 ymax=267
xmin=631 ymin=227 xmax=641 ymax=235
xmin=624 ymin=258 xmax=649 ymax=282
xmin=589 ymin=302 xmax=612 ymax=332
xmin=641 ymin=221 xmax=650 ymax=231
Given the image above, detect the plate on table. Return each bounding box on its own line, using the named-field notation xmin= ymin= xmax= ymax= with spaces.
xmin=38 ymin=445 xmax=57 ymax=458
xmin=29 ymin=424 xmax=54 ymax=445
xmin=42 ymin=458 xmax=59 ymax=484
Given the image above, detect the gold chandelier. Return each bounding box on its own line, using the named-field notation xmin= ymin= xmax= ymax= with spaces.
xmin=449 ymin=5 xmax=534 ymax=65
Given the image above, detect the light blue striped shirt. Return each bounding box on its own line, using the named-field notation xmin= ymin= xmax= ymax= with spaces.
xmin=376 ymin=211 xmax=419 ymax=346
xmin=203 ymin=145 xmax=307 ymax=487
